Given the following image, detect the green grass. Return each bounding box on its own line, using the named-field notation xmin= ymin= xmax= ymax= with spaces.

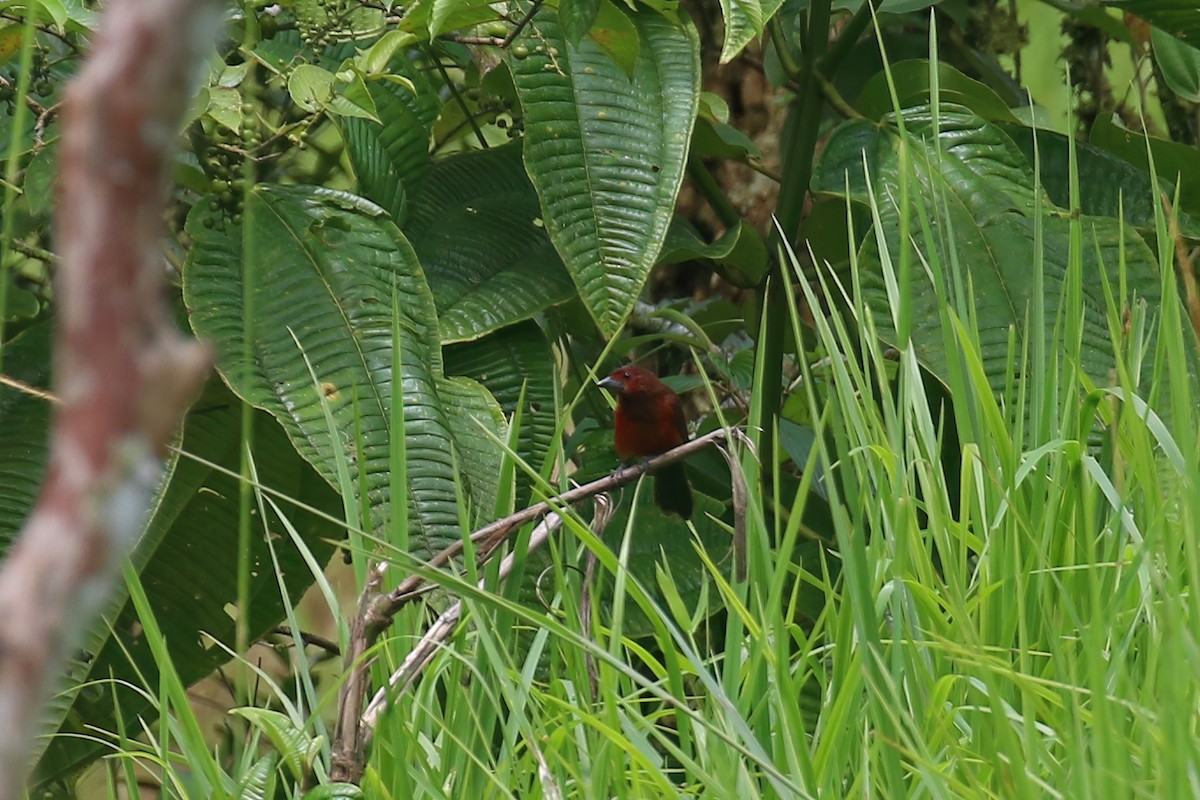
xmin=88 ymin=176 xmax=1200 ymax=800
xmin=74 ymin=64 xmax=1200 ymax=800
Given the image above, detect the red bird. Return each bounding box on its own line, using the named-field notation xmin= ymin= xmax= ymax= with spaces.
xmin=597 ymin=365 xmax=693 ymax=518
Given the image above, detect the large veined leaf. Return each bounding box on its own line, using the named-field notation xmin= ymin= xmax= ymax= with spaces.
xmin=811 ymin=105 xmax=1169 ymax=398
xmin=338 ymin=57 xmax=442 ymax=224
xmin=445 ymin=321 xmax=558 ymax=506
xmin=509 ymin=4 xmax=701 ymax=337
xmin=405 ymin=143 xmax=575 ymax=343
xmin=1090 ymin=112 xmax=1200 ymax=219
xmin=34 ymin=381 xmax=342 ymax=791
xmin=183 ymin=186 xmax=506 ymax=556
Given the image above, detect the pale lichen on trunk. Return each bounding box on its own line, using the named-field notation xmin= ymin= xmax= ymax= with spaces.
xmin=0 ymin=1 xmax=219 ymax=795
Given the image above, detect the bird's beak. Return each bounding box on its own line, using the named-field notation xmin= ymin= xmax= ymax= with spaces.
xmin=597 ymin=376 xmax=624 ymax=393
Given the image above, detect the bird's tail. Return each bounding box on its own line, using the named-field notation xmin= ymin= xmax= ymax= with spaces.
xmin=654 ymin=462 xmax=693 ymax=519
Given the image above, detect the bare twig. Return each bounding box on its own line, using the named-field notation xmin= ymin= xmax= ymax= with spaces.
xmin=269 ymin=626 xmax=342 ymax=657
xmin=359 ymin=511 xmax=567 ymax=732
xmin=580 ymin=494 xmax=615 ymax=700
xmin=0 ymin=0 xmax=215 ymax=794
xmin=716 ymin=431 xmax=751 ymax=582
xmin=330 ymin=427 xmax=737 ymax=783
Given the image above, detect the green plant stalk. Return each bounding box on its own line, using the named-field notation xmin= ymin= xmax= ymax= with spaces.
xmin=0 ymin=12 xmax=37 ymax=367
xmin=236 ymin=2 xmax=258 ymax=698
xmin=686 ymin=153 xmax=741 ymax=229
xmin=817 ymin=0 xmax=871 ymax=76
xmin=760 ymin=0 xmax=832 ymax=485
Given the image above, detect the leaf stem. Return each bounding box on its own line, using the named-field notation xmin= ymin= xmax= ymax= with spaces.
xmin=687 ymin=153 xmax=742 ymax=229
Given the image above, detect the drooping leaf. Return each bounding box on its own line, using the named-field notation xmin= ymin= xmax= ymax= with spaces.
xmin=405 ymin=143 xmax=575 ymax=343
xmin=718 ymin=0 xmax=764 ymax=64
xmin=659 ymin=217 xmax=768 ymax=288
xmin=183 ymin=186 xmax=506 ymax=556
xmin=510 ymin=3 xmax=701 ymax=337
xmin=856 ymin=59 xmax=1020 ymax=122
xmin=811 ymin=105 xmax=1175 ymax=399
xmin=1151 ymin=25 xmax=1200 ymax=101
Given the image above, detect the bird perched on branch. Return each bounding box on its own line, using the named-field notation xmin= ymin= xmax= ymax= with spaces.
xmin=597 ymin=365 xmax=693 ymax=519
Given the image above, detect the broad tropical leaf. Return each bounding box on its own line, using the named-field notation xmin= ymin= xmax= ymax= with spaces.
xmin=338 ymin=58 xmax=442 ymax=224
xmin=510 ymin=4 xmax=701 ymax=337
xmin=405 ymin=144 xmax=575 ymax=343
xmin=445 ymin=321 xmax=558 ymax=506
xmin=812 ymin=105 xmax=1171 ymax=398
xmin=183 ymin=185 xmax=506 ymax=556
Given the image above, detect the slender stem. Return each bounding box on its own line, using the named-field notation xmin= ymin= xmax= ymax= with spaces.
xmin=687 ymin=153 xmax=741 ymax=229
xmin=813 ymin=70 xmax=865 ymax=120
xmin=818 ymin=0 xmax=873 ymax=77
xmin=760 ymin=0 xmax=833 ymax=482
xmin=0 ymin=13 xmax=37 ymax=369
xmin=425 ymin=43 xmax=488 ymax=149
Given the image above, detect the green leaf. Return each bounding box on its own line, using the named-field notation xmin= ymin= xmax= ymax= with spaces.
xmin=1102 ymin=0 xmax=1200 ymax=46
xmin=429 ymin=0 xmax=497 ymax=38
xmin=1090 ymin=112 xmax=1200 ymax=219
xmin=510 ymin=4 xmax=701 ymax=337
xmin=405 ymin=143 xmax=574 ymax=342
xmin=397 ymin=0 xmax=499 ymax=41
xmin=999 ymin=122 xmax=1200 ymax=239
xmin=587 ymin=0 xmax=641 ymax=77
xmin=560 ymin=0 xmax=602 ymax=44
xmin=33 ymin=380 xmax=341 ymax=788
xmin=183 ymin=185 xmax=506 ymax=555
xmin=812 ymin=105 xmax=1169 ymax=397
xmin=718 ymin=0 xmax=764 ymax=64
xmin=445 ymin=322 xmax=558 ymax=506
xmin=338 ymin=57 xmax=442 ymax=223
xmin=856 ymin=59 xmax=1020 ymax=122
xmin=1152 ymin=25 xmax=1200 ymax=101
xmin=237 ymin=754 xmax=279 ymax=800
xmin=230 ymin=708 xmax=316 ymax=783
xmin=288 ymin=64 xmax=337 ymax=113
xmin=692 ymin=116 xmax=762 ymax=162
xmin=303 ymin=784 xmax=366 ymax=800
xmin=0 ymin=321 xmax=51 ymax=546
xmin=659 ymin=217 xmax=768 ymax=288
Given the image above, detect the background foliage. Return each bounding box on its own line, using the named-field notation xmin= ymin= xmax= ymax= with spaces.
xmin=0 ymin=0 xmax=1198 ymax=795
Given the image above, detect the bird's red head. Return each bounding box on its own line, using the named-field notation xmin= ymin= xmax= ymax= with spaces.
xmin=596 ymin=365 xmax=668 ymax=397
